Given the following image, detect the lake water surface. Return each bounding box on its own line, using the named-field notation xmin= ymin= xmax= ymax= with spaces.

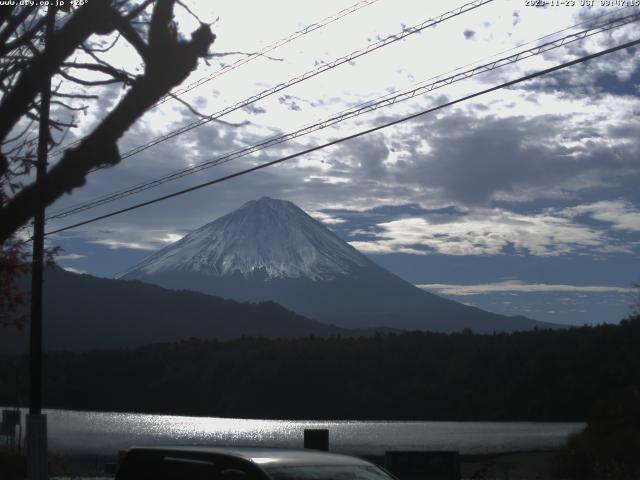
xmin=10 ymin=408 xmax=584 ymax=456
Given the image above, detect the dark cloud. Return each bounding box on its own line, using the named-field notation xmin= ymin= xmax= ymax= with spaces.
xmin=52 ymin=89 xmax=640 ymax=244
xmin=242 ymin=104 xmax=267 ymax=115
xmin=317 ymin=203 xmax=468 ymax=242
xmin=338 ymin=134 xmax=389 ymax=177
xmin=594 ymin=68 xmax=640 ymax=96
xmin=512 ymin=11 xmax=521 ymax=27
xmin=379 ymin=110 xmax=640 ymax=206
xmin=278 ymin=94 xmax=302 ymax=111
xmin=95 ymin=84 xmax=123 ymax=113
xmin=463 ymin=29 xmax=476 ymax=40
xmin=193 ymin=96 xmax=208 ymax=109
xmin=522 ymin=42 xmax=640 ymax=100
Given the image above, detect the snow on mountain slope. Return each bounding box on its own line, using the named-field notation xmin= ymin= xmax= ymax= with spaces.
xmin=117 ymin=197 xmax=369 ymax=281
xmin=117 ymin=197 xmax=559 ymax=332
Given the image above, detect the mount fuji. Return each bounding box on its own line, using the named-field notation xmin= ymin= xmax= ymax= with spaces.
xmin=118 ymin=197 xmax=557 ymax=332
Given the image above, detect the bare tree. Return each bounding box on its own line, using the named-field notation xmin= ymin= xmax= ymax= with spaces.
xmin=0 ymin=0 xmax=216 ymax=323
xmin=0 ymin=0 xmax=215 ymax=242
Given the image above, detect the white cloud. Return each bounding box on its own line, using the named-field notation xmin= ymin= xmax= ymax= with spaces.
xmin=349 ymin=208 xmax=607 ymax=257
xmin=45 ymin=0 xmax=640 ymax=237
xmin=83 ymin=230 xmax=186 ymax=252
xmin=303 ymin=175 xmax=352 ymax=185
xmin=159 ymin=233 xmax=185 ymax=244
xmin=309 ymin=211 xmax=346 ymax=225
xmin=33 ymin=0 xmax=640 ymax=319
xmin=563 ymin=200 xmax=640 ymax=232
xmin=56 ymin=253 xmax=85 ymax=261
xmin=418 ymin=281 xmax=636 ymax=296
xmin=89 ymin=239 xmax=157 ymax=251
xmin=63 ymin=267 xmax=88 ymax=275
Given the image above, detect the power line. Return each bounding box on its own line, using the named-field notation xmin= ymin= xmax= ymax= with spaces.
xmin=15 ymin=0 xmax=497 ymax=238
xmin=157 ymin=0 xmax=382 ymax=105
xmin=43 ymin=37 xmax=640 ymax=237
xmin=46 ymin=11 xmax=640 ymax=221
xmin=95 ymin=0 xmax=495 ymax=163
xmin=48 ymin=0 xmax=383 ymax=157
xmin=47 ymin=11 xmax=636 ymax=220
xmin=382 ymin=4 xmax=635 ymax=103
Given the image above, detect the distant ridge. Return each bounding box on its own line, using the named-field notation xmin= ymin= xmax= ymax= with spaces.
xmin=119 ymin=197 xmax=560 ymax=333
xmin=0 ymin=267 xmax=346 ymax=353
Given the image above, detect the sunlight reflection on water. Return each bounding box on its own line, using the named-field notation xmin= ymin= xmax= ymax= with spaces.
xmin=14 ymin=408 xmax=584 ymax=456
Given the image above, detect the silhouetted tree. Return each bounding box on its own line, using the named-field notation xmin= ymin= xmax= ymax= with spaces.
xmin=559 ymin=384 xmax=640 ymax=480
xmin=2 ymin=317 xmax=638 ymax=421
xmin=0 ymin=0 xmax=215 ymax=241
xmin=0 ymin=0 xmax=215 ymax=324
xmin=0 ymin=240 xmax=29 ymax=328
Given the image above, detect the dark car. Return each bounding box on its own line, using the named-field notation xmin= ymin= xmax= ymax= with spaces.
xmin=115 ymin=446 xmax=398 ymax=480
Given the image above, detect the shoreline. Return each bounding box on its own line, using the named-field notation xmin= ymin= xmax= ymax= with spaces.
xmin=5 ymin=403 xmax=587 ymax=422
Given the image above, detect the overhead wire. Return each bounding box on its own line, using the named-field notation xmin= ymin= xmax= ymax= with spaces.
xmin=60 ymin=0 xmax=495 ymax=166
xmin=42 ymin=36 xmax=640 ymax=237
xmin=158 ymin=0 xmax=383 ymax=105
xmin=45 ymin=10 xmax=640 ymax=221
xmin=48 ymin=0 xmax=383 ymax=157
xmin=14 ymin=0 xmax=497 ymax=239
xmin=377 ymin=4 xmax=636 ymax=104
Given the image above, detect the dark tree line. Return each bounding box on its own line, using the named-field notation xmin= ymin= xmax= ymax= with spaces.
xmin=1 ymin=316 xmax=639 ymax=421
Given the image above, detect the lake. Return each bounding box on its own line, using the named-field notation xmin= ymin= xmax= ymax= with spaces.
xmin=7 ymin=408 xmax=584 ymax=456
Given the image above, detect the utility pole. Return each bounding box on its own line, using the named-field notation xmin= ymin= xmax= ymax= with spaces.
xmin=27 ymin=5 xmax=55 ymax=480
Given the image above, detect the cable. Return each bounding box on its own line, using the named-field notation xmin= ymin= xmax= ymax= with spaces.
xmin=46 ymin=11 xmax=640 ymax=221
xmin=8 ymin=0 xmax=499 ymax=239
xmin=47 ymin=11 xmax=637 ymax=220
xmin=47 ymin=6 xmax=636 ymax=221
xmin=157 ymin=0 xmax=382 ymax=105
xmin=48 ymin=0 xmax=383 ymax=157
xmin=380 ymin=4 xmax=635 ymax=103
xmin=95 ymin=0 xmax=495 ymax=163
xmin=42 ymin=37 xmax=640 ymax=237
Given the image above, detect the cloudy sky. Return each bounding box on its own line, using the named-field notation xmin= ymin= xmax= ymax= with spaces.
xmin=38 ymin=0 xmax=640 ymax=326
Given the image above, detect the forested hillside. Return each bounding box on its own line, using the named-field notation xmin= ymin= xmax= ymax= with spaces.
xmin=0 ymin=267 xmax=346 ymax=353
xmin=1 ymin=317 xmax=638 ymax=421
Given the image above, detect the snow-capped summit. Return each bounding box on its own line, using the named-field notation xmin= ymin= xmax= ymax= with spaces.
xmin=118 ymin=197 xmax=557 ymax=333
xmin=118 ymin=197 xmax=369 ymax=281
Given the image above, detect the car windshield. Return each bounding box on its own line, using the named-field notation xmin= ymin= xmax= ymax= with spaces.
xmin=265 ymin=465 xmax=395 ymax=480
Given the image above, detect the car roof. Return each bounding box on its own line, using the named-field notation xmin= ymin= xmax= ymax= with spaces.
xmin=126 ymin=445 xmax=374 ymax=468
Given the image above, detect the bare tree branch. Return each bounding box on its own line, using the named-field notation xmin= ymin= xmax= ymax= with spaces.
xmin=0 ymin=12 xmax=46 ymax=58
xmin=0 ymin=6 xmax=37 ymax=52
xmin=82 ymin=33 xmax=121 ymax=53
xmin=1 ymin=118 xmax=35 ymax=145
xmin=0 ymin=1 xmax=215 ymax=243
xmin=167 ymin=92 xmax=209 ymax=118
xmin=0 ymin=6 xmax=18 ymax=27
xmin=0 ymin=0 xmax=119 ymax=144
xmin=110 ymin=12 xmax=149 ymax=61
xmin=57 ymin=69 xmax=123 ymax=86
xmin=51 ymin=100 xmax=89 ymax=112
xmin=62 ymin=61 xmax=135 ymax=84
xmin=167 ymin=93 xmax=250 ymax=128
xmin=124 ymin=0 xmax=155 ymax=21
xmin=53 ymin=91 xmax=99 ymax=100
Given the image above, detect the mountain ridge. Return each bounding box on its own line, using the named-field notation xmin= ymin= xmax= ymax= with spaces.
xmin=0 ymin=267 xmax=348 ymax=353
xmin=119 ymin=197 xmax=560 ymax=333
xmin=117 ymin=197 xmax=369 ymax=281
